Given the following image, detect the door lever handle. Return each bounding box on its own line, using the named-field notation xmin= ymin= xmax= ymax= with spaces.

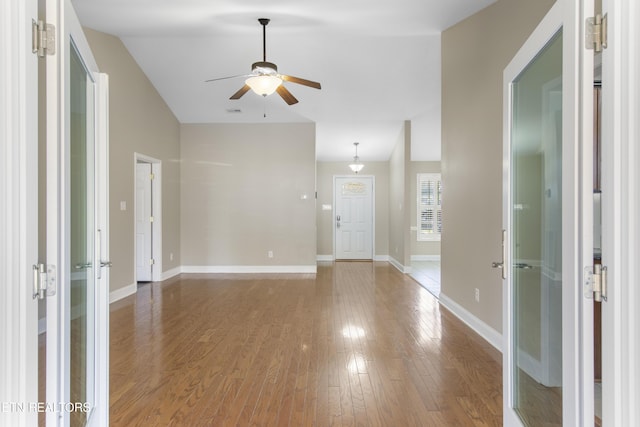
xmin=74 ymin=263 xmax=92 ymax=270
xmin=492 ymin=230 xmax=507 ymax=279
xmin=514 ymin=263 xmax=534 ymax=269
xmin=100 ymin=261 xmax=112 ymax=268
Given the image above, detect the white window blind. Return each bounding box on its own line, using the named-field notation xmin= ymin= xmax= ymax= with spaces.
xmin=417 ymin=173 xmax=442 ymax=241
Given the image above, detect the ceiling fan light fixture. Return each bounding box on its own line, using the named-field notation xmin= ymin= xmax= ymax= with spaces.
xmin=245 ymin=75 xmax=282 ymax=96
xmin=349 ymin=142 xmax=364 ymax=174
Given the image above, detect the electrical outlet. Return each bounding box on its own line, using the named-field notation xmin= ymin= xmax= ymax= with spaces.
xmin=268 ymin=250 xmax=274 ymax=258
xmin=475 ymin=288 xmax=480 ymax=302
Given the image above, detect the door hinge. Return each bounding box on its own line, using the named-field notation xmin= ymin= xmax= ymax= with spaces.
xmin=150 ymin=216 xmax=154 ymax=223
xmin=584 ymin=264 xmax=608 ymax=302
xmin=32 ymin=264 xmax=56 ymax=300
xmin=150 ymin=259 xmax=155 ymax=266
xmin=150 ymin=173 xmax=155 ymax=180
xmin=586 ymin=13 xmax=608 ymax=52
xmin=32 ymin=20 xmax=56 ymax=58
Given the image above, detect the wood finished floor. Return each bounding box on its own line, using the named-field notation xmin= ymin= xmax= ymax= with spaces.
xmin=109 ymin=262 xmax=503 ymax=426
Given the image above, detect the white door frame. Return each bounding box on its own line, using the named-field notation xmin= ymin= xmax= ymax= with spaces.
xmin=134 ymin=152 xmax=162 ymax=282
xmin=332 ymin=175 xmax=375 ymax=260
xmin=0 ymin=0 xmax=39 ymax=425
xmin=600 ymin=0 xmax=640 ymax=425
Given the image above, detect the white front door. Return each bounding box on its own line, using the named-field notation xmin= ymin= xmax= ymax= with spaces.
xmin=135 ymin=162 xmax=153 ymax=281
xmin=501 ymin=1 xmax=595 ymax=426
xmin=45 ymin=0 xmax=110 ymax=425
xmin=334 ymin=176 xmax=374 ymax=260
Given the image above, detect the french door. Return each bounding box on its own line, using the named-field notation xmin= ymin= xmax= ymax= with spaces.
xmin=502 ymin=1 xmax=596 ymax=425
xmin=44 ymin=0 xmax=110 ymax=425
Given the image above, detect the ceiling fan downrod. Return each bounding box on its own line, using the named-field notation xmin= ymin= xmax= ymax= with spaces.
xmin=258 ymin=18 xmax=270 ymax=62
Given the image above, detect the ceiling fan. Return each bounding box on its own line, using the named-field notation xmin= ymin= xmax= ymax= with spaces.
xmin=205 ymin=18 xmax=321 ymax=105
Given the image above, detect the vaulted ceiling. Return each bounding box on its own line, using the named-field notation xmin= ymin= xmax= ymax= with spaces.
xmin=72 ymin=0 xmax=495 ymax=161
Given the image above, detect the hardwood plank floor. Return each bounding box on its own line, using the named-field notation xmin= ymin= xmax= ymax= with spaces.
xmin=109 ymin=261 xmax=502 ymax=426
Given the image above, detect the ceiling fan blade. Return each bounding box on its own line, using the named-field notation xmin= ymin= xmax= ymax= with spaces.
xmin=205 ymin=74 xmax=249 ymax=83
xmin=276 ymin=85 xmax=299 ymax=105
xmin=280 ymin=74 xmax=321 ymax=90
xmin=230 ymin=84 xmax=251 ymax=100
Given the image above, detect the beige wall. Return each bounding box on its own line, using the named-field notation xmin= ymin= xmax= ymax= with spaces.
xmin=84 ymin=28 xmax=182 ymax=292
xmin=316 ymin=162 xmax=390 ymax=258
xmin=180 ymin=123 xmax=316 ymax=268
xmin=388 ymin=122 xmax=412 ymax=268
xmin=441 ymin=0 xmax=555 ymax=332
xmin=409 ymin=161 xmax=441 ymax=257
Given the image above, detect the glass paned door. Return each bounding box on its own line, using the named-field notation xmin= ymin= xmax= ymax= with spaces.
xmin=69 ymin=41 xmax=96 ymax=426
xmin=45 ymin=0 xmax=109 ymax=425
xmin=510 ymin=31 xmax=563 ymax=426
xmin=502 ymin=1 xmax=596 ymax=425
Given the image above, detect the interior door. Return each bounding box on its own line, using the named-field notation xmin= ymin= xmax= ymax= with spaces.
xmin=135 ymin=162 xmax=152 ymax=281
xmin=45 ymin=0 xmax=109 ymax=425
xmin=501 ymin=1 xmax=595 ymax=426
xmin=334 ymin=176 xmax=373 ymax=260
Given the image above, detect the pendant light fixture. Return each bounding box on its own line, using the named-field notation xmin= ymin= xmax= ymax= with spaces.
xmin=349 ymin=142 xmax=364 ymax=174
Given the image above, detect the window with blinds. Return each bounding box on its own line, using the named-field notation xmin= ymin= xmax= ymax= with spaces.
xmin=417 ymin=173 xmax=442 ymax=241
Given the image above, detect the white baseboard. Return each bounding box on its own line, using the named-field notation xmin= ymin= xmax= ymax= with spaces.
xmin=410 ymin=255 xmax=441 ymax=262
xmin=109 ymin=282 xmax=137 ymax=304
xmin=161 ymin=266 xmax=181 ymax=281
xmin=181 ymin=265 xmax=317 ymax=274
xmin=317 ymin=255 xmax=389 ymax=262
xmin=388 ymin=256 xmax=410 ymax=273
xmin=438 ymin=292 xmax=502 ymax=352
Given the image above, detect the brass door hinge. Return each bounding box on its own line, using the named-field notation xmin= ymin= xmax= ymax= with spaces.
xmin=32 ymin=20 xmax=55 ymax=58
xmin=586 ymin=14 xmax=608 ymax=52
xmin=585 ymin=264 xmax=608 ymax=302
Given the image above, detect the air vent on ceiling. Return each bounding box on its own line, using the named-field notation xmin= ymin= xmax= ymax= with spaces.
xmin=226 ymin=108 xmax=242 ymax=114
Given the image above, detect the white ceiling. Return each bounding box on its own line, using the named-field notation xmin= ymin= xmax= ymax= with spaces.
xmin=72 ymin=0 xmax=495 ymax=161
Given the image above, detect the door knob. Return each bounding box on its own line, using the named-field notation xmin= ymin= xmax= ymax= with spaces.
xmin=491 ymin=262 xmax=504 ymax=269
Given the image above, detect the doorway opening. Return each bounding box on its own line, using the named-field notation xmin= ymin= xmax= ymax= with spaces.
xmin=134 ymin=153 xmax=162 ymax=283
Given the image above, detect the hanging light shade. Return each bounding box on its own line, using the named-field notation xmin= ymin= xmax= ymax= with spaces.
xmin=349 ymin=142 xmax=364 ymax=173
xmin=245 ymin=75 xmax=282 ymax=96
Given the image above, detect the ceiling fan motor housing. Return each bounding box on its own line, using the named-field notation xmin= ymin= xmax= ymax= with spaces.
xmin=252 ymin=61 xmax=278 ymax=75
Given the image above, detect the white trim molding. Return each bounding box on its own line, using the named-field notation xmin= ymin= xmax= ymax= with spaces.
xmin=109 ymin=283 xmax=137 ymax=304
xmin=181 ymin=265 xmax=318 ymax=274
xmin=317 ymin=255 xmax=334 ymax=262
xmin=161 ymin=266 xmax=182 ymax=281
xmin=410 ymin=255 xmax=441 ymax=262
xmin=1 ymin=0 xmax=39 ymax=424
xmin=373 ymin=255 xmax=389 ymax=262
xmin=388 ymin=257 xmax=410 ymax=273
xmin=438 ymin=292 xmax=502 ymax=352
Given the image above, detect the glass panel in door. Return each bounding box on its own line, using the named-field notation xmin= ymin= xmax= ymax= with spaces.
xmin=69 ymin=41 xmax=96 ymax=426
xmin=510 ymin=30 xmax=563 ymax=426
